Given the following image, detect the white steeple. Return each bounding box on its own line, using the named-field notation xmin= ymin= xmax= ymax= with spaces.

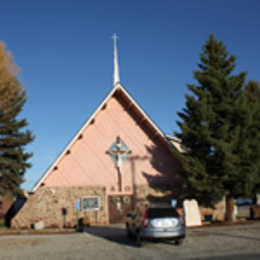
xmin=112 ymin=32 xmax=120 ymax=87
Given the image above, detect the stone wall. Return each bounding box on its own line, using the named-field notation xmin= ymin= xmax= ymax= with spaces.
xmin=11 ymin=184 xmax=225 ymax=229
xmin=200 ymin=199 xmax=225 ymax=221
xmin=0 ymin=196 xmax=14 ymax=219
xmin=135 ymin=184 xmax=174 ymax=205
xmin=135 ymin=184 xmax=225 ymax=221
xmin=11 ymin=186 xmax=106 ymax=229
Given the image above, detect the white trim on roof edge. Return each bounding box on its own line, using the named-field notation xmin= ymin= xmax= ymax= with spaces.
xmin=32 ymin=83 xmax=167 ymax=192
xmin=165 ymin=134 xmax=181 ymax=143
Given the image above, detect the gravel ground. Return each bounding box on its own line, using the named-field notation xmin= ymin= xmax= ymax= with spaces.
xmin=0 ymin=223 xmax=260 ymax=260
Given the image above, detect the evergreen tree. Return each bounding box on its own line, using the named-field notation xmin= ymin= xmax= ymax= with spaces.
xmin=174 ymin=34 xmax=252 ymax=221
xmin=245 ymin=80 xmax=260 ymax=100
xmin=242 ymin=80 xmax=260 ymax=195
xmin=0 ymin=42 xmax=34 ymax=197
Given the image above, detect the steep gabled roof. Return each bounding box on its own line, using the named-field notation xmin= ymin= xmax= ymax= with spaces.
xmin=33 ymin=83 xmax=170 ymax=192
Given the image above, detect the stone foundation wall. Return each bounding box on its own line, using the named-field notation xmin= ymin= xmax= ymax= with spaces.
xmin=199 ymin=199 xmax=225 ymax=221
xmin=0 ymin=196 xmax=14 ymax=219
xmin=11 ymin=186 xmax=107 ymax=229
xmin=135 ymin=184 xmax=174 ymax=205
xmin=11 ymin=184 xmax=225 ymax=229
xmin=135 ymin=184 xmax=225 ymax=221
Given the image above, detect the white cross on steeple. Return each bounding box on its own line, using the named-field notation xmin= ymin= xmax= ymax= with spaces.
xmin=112 ymin=32 xmax=120 ymax=87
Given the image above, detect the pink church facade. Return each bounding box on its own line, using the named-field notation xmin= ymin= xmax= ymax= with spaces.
xmin=12 ymin=84 xmax=183 ymax=228
xmin=42 ymin=89 xmax=181 ymax=195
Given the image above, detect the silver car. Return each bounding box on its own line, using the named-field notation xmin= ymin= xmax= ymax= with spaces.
xmin=126 ymin=205 xmax=186 ymax=247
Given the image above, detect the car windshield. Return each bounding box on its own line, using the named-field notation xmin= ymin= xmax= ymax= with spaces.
xmin=148 ymin=208 xmax=179 ymax=218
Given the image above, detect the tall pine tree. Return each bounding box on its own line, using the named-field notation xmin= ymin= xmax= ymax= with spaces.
xmin=0 ymin=42 xmax=34 ymax=197
xmin=242 ymin=80 xmax=260 ymax=196
xmin=175 ymin=34 xmax=251 ymax=221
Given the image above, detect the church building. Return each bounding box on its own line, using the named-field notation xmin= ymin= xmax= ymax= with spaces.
xmin=12 ymin=34 xmax=184 ymax=228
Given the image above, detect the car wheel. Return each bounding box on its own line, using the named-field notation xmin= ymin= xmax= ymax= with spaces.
xmin=136 ymin=230 xmax=143 ymax=247
xmin=175 ymin=239 xmax=184 ymax=246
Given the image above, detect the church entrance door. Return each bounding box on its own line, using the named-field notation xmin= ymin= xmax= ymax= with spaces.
xmin=108 ymin=195 xmax=134 ymax=224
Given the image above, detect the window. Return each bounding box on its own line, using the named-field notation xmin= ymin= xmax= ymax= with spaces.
xmin=148 ymin=208 xmax=179 ymax=218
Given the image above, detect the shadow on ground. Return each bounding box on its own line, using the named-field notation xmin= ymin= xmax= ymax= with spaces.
xmin=83 ymin=224 xmax=183 ymax=248
xmin=83 ymin=224 xmax=137 ymax=247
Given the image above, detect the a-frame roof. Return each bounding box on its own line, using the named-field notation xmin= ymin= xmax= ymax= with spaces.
xmin=33 ymin=83 xmax=172 ymax=192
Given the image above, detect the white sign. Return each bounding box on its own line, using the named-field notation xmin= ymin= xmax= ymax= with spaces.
xmin=183 ymin=199 xmax=202 ymax=227
xmin=81 ymin=197 xmax=100 ymax=211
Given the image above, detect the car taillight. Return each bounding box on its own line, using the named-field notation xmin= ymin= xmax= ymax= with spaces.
xmin=180 ymin=218 xmax=185 ymax=227
xmin=175 ymin=208 xmax=185 ymax=226
xmin=142 ymin=209 xmax=149 ymax=227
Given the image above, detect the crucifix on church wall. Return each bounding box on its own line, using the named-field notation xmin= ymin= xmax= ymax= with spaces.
xmin=106 ymin=136 xmax=131 ymax=192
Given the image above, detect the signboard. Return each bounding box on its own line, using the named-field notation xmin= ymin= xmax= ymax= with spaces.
xmin=171 ymin=199 xmax=177 ymax=207
xmin=75 ymin=201 xmax=80 ymax=210
xmin=81 ymin=197 xmax=100 ymax=211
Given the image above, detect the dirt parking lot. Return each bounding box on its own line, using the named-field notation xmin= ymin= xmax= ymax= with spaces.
xmin=0 ymin=223 xmax=260 ymax=260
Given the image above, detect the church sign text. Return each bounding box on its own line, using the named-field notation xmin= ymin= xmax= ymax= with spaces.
xmin=81 ymin=197 xmax=100 ymax=211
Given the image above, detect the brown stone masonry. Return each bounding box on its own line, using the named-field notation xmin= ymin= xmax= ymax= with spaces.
xmin=135 ymin=184 xmax=225 ymax=221
xmin=0 ymin=196 xmax=14 ymax=219
xmin=11 ymin=184 xmax=225 ymax=229
xmin=11 ymin=186 xmax=106 ymax=229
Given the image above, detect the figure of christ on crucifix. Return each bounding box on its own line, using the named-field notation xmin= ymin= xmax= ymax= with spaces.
xmin=106 ymin=136 xmax=131 ymax=192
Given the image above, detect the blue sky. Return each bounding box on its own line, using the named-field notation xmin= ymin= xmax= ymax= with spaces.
xmin=0 ymin=0 xmax=259 ymax=190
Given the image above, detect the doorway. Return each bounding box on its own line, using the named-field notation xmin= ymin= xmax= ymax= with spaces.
xmin=108 ymin=195 xmax=133 ymax=223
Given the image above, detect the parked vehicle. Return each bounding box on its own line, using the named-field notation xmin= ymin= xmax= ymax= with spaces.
xmin=235 ymin=198 xmax=253 ymax=206
xmin=126 ymin=204 xmax=186 ymax=247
